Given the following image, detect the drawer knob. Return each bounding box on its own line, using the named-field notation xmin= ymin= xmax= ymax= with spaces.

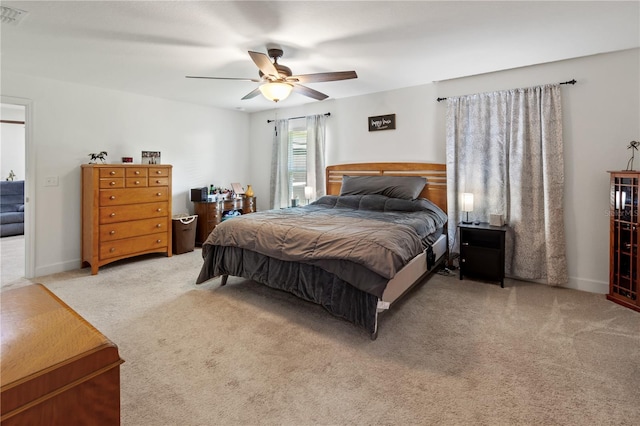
xmin=110 ymin=171 xmax=116 ymax=175
xmin=109 ymin=230 xmax=115 ymax=235
xmin=461 ymin=259 xmax=466 ymax=263
xmin=110 ymin=213 xmax=116 ymax=217
xmin=135 ymin=171 xmax=140 ymax=175
xmin=157 ymin=208 xmax=162 ymax=212
xmin=156 ymin=192 xmax=162 ymax=196
xmin=135 ymin=180 xmax=140 ymax=185
xmin=462 ymin=242 xmax=469 ymax=246
xmin=156 ymin=224 xmax=162 ymax=228
xmin=156 ymin=170 xmax=162 ymax=174
xmin=156 ymin=239 xmax=162 ymax=243
xmin=110 ymin=181 xmax=116 ymax=186
xmin=110 ymin=195 xmax=116 ymax=200
xmin=156 ymin=180 xmax=161 ymax=184
xmin=110 ymin=248 xmax=116 ymax=252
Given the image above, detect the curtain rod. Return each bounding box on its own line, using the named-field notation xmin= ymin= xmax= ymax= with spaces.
xmin=267 ymin=112 xmax=330 ymax=123
xmin=436 ymin=79 xmax=577 ymax=102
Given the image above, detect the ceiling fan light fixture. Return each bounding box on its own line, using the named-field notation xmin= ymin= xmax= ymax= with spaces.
xmin=259 ymin=82 xmax=293 ymax=103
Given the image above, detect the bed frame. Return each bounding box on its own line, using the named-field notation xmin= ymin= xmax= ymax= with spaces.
xmin=326 ymin=162 xmax=448 ymax=339
xmin=215 ymin=162 xmax=448 ymax=339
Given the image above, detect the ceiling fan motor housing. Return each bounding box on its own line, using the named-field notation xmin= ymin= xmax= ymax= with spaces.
xmin=259 ymin=49 xmax=292 ymax=80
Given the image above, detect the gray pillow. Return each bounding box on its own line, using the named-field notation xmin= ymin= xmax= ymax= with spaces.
xmin=339 ymin=175 xmax=427 ymax=200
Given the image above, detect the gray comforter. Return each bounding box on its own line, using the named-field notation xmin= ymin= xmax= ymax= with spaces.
xmin=197 ymin=194 xmax=447 ymax=297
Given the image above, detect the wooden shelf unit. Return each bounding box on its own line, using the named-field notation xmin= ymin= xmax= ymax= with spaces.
xmin=608 ymin=171 xmax=640 ymax=312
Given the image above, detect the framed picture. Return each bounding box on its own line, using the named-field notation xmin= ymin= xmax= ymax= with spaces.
xmin=368 ymin=113 xmax=396 ymax=131
xmin=141 ymin=151 xmax=161 ymax=164
xmin=231 ymin=182 xmax=244 ymax=195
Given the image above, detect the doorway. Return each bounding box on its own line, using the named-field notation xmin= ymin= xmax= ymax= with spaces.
xmin=1 ymin=97 xmax=34 ymax=284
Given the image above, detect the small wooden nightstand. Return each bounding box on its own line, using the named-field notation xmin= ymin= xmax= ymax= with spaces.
xmin=458 ymin=222 xmax=507 ymax=287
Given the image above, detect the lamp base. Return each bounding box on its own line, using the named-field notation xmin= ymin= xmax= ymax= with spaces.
xmin=461 ymin=211 xmax=472 ymax=225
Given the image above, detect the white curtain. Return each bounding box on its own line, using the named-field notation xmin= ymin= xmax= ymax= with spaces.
xmin=269 ymin=119 xmax=289 ymax=209
xmin=306 ymin=114 xmax=327 ymax=200
xmin=269 ymin=114 xmax=327 ymax=209
xmin=446 ymin=84 xmax=568 ymax=285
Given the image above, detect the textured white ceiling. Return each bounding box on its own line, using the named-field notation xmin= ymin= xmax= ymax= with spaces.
xmin=2 ymin=1 xmax=639 ymax=112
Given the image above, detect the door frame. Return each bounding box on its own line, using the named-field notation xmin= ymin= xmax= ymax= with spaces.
xmin=2 ymin=96 xmax=35 ymax=279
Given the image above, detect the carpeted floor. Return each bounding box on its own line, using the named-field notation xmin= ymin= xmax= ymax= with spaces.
xmin=1 ymin=248 xmax=639 ymax=425
xmin=0 ymin=234 xmax=25 ymax=285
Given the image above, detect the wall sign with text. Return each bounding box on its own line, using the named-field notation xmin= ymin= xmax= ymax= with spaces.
xmin=368 ymin=114 xmax=396 ymax=131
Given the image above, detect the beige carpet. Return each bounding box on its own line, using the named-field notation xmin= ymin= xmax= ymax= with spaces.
xmin=0 ymin=234 xmax=24 ymax=285
xmin=1 ymin=249 xmax=639 ymax=425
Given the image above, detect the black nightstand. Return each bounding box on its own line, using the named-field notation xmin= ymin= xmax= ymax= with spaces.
xmin=458 ymin=222 xmax=507 ymax=287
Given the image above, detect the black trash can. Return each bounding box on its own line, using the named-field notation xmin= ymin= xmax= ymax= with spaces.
xmin=172 ymin=214 xmax=198 ymax=254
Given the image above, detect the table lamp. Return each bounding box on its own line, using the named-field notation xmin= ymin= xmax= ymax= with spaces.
xmin=461 ymin=193 xmax=474 ymax=224
xmin=304 ymin=186 xmax=313 ymax=205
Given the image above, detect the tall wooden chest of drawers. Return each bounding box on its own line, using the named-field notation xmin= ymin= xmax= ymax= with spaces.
xmin=81 ymin=164 xmax=172 ymax=275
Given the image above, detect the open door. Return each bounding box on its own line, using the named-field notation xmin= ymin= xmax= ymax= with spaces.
xmin=1 ymin=97 xmax=34 ymax=282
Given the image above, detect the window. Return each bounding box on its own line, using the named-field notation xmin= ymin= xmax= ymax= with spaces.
xmin=288 ymin=129 xmax=307 ymax=202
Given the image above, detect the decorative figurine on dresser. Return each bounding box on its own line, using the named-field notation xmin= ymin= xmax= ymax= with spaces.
xmin=608 ymin=170 xmax=640 ymax=312
xmin=81 ymin=164 xmax=173 ymax=275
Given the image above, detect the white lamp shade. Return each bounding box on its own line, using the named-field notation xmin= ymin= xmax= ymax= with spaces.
xmin=304 ymin=186 xmax=313 ymax=199
xmin=259 ymin=82 xmax=293 ymax=102
xmin=461 ymin=193 xmax=474 ymax=212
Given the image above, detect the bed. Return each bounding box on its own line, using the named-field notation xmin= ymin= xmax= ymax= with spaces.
xmin=196 ymin=162 xmax=448 ymax=339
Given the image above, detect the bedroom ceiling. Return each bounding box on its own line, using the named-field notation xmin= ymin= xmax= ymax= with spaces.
xmin=1 ymin=1 xmax=638 ymax=113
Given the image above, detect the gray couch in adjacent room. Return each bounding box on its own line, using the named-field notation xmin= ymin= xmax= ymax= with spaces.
xmin=0 ymin=180 xmax=25 ymax=237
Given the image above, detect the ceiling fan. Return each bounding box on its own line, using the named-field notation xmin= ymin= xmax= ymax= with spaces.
xmin=186 ymin=48 xmax=357 ymax=103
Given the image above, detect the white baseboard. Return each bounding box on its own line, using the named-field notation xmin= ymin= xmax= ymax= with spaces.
xmin=34 ymin=259 xmax=81 ymax=279
xmin=564 ymin=276 xmax=608 ymax=294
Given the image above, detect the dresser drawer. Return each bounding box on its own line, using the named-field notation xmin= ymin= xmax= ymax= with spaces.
xmin=149 ymin=167 xmax=170 ymax=178
xmin=126 ymin=177 xmax=148 ymax=188
xmin=99 ymin=168 xmax=124 ymax=178
xmin=99 ymin=178 xmax=124 ymax=189
xmin=100 ymin=232 xmax=168 ymax=260
xmin=99 ymin=202 xmax=168 ymax=224
xmin=100 ymin=217 xmax=167 ymax=241
xmin=149 ymin=177 xmax=169 ymax=187
xmin=100 ymin=187 xmax=168 ymax=206
xmin=125 ymin=168 xmax=148 ymax=178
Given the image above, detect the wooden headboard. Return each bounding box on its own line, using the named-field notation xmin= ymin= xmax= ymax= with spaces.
xmin=326 ymin=162 xmax=447 ymax=212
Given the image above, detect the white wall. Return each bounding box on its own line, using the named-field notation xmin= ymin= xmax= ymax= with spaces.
xmin=248 ymin=83 xmax=442 ymax=211
xmin=247 ymin=48 xmax=640 ymax=294
xmin=3 ymin=48 xmax=637 ymax=290
xmin=1 ymin=71 xmax=251 ymax=277
xmin=0 ymin=104 xmax=26 ymax=180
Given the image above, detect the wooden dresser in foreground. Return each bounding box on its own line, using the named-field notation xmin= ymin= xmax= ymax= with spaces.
xmin=1 ymin=284 xmax=124 ymax=425
xmin=82 ymin=164 xmax=173 ymax=274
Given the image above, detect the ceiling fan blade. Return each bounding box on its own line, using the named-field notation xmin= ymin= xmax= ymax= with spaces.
xmin=241 ymin=87 xmax=262 ymax=100
xmin=186 ymin=76 xmax=260 ymax=82
xmin=291 ymin=84 xmax=329 ymax=101
xmin=288 ymin=71 xmax=357 ymax=84
xmin=248 ymin=51 xmax=279 ymax=79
